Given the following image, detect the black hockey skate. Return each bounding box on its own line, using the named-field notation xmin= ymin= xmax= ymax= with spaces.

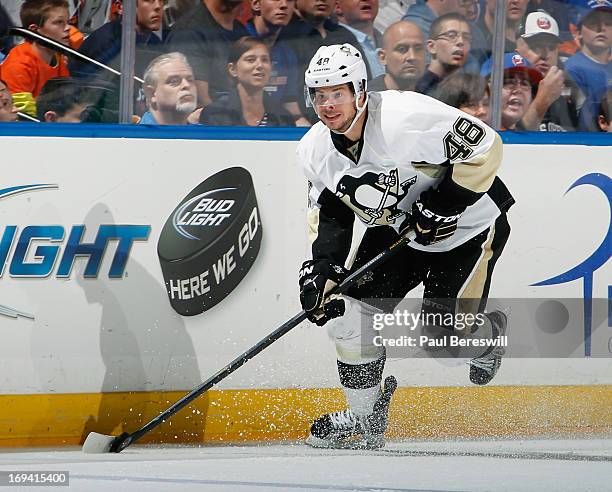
xmin=306 ymin=375 xmax=398 ymax=449
xmin=469 ymin=310 xmax=507 ymax=385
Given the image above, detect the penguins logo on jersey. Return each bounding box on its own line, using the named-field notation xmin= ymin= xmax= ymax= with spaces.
xmin=335 ymin=169 xmax=416 ymax=226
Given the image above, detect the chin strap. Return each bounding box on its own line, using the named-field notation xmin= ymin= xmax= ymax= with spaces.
xmin=331 ymin=91 xmax=369 ymax=135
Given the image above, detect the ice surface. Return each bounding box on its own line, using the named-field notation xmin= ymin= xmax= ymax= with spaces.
xmin=0 ymin=439 xmax=610 ymax=491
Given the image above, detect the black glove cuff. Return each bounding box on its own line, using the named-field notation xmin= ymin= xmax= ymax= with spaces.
xmin=299 ymin=259 xmax=348 ymax=286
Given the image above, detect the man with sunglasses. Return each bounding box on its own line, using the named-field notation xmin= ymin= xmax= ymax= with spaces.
xmin=416 ymin=12 xmax=472 ymax=95
xmin=297 ymin=43 xmax=513 ymax=449
xmin=565 ymin=1 xmax=612 ymax=131
xmin=517 ymin=10 xmax=581 ymax=131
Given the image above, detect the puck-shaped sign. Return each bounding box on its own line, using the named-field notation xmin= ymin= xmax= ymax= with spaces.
xmin=157 ymin=167 xmax=262 ymax=316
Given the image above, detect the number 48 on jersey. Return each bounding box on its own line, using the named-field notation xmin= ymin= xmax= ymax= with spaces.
xmin=443 ymin=117 xmax=486 ymax=161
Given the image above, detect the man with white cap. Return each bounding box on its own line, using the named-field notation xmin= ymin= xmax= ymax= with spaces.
xmin=517 ymin=10 xmax=581 ymax=131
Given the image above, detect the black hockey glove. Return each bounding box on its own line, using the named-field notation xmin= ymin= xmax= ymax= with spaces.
xmin=298 ymin=259 xmax=348 ymax=326
xmin=401 ymin=189 xmax=465 ymax=246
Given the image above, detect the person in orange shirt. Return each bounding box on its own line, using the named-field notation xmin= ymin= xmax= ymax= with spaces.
xmin=0 ymin=0 xmax=71 ymax=117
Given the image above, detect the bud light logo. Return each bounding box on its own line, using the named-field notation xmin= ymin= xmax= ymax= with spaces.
xmin=157 ymin=167 xmax=262 ymax=316
xmin=172 ymin=188 xmax=237 ymax=240
xmin=0 ymin=184 xmax=150 ymax=279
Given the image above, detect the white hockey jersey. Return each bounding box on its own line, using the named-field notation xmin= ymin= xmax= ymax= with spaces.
xmin=297 ymin=90 xmax=507 ymax=255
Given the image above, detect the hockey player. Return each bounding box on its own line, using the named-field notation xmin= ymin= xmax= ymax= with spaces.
xmin=297 ymin=43 xmax=513 ymax=449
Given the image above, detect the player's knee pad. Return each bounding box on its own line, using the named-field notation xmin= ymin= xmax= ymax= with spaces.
xmin=327 ymin=297 xmax=385 ymax=362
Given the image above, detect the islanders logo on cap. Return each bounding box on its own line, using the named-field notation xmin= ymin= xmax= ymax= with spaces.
xmin=536 ymin=16 xmax=552 ymax=30
xmin=511 ymin=54 xmax=526 ymax=67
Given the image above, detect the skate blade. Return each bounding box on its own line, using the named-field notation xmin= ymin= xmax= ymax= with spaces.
xmin=82 ymin=432 xmax=116 ymax=453
xmin=305 ymin=434 xmax=385 ymax=450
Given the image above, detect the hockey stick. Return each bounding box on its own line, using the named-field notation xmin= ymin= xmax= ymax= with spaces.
xmin=8 ymin=27 xmax=145 ymax=84
xmin=17 ymin=112 xmax=40 ymax=122
xmin=83 ymin=232 xmax=414 ymax=454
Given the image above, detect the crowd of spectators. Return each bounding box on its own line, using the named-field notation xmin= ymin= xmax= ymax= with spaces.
xmin=0 ymin=0 xmax=609 ymax=131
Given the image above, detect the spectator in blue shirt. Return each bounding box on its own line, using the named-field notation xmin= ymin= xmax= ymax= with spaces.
xmin=140 ymin=52 xmax=198 ymax=125
xmin=565 ymin=1 xmax=611 ymax=131
xmin=336 ymin=0 xmax=385 ymax=78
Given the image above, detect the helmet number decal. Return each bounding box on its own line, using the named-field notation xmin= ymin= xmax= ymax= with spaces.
xmin=316 ymin=57 xmax=330 ymax=66
xmin=443 ymin=117 xmax=485 ymax=161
